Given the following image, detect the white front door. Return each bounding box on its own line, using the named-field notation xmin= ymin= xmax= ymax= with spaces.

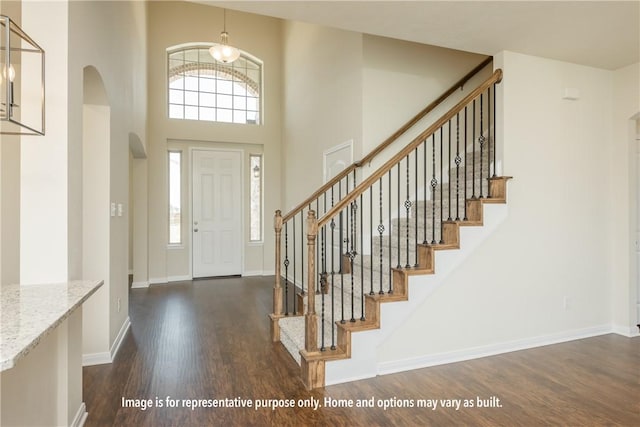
xmin=192 ymin=149 xmax=242 ymax=278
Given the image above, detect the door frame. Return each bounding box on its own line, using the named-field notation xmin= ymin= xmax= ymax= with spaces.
xmin=323 ymin=139 xmax=353 ymax=183
xmin=189 ymin=146 xmax=245 ymax=278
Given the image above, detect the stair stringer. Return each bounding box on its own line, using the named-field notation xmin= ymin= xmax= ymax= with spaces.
xmin=324 ymin=202 xmax=509 ymax=386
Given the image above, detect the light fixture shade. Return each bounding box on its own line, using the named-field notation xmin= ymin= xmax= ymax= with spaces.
xmin=0 ymin=15 xmax=45 ymax=136
xmin=209 ymin=44 xmax=240 ymax=64
xmin=209 ymin=31 xmax=240 ymax=64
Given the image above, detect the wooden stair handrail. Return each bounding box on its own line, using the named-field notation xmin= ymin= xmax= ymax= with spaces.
xmin=317 ymin=69 xmax=503 ymax=229
xmin=281 ymin=56 xmax=492 ymax=224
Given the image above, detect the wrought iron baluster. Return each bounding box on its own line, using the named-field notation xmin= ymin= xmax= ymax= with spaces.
xmin=339 ymin=184 xmax=345 ymax=324
xmin=488 ymin=85 xmax=493 ymax=187
xmin=329 ymin=211 xmax=336 ymax=350
xmin=292 ymin=215 xmax=296 ymax=314
xmin=455 ymin=113 xmax=461 ymax=221
xmin=378 ymin=177 xmax=384 ymax=295
xmin=472 ymin=99 xmax=476 ymax=198
xmin=360 ymin=192 xmax=365 ymax=320
xmin=396 ymin=163 xmax=401 ymax=269
xmin=431 ymin=134 xmax=437 ymax=245
xmin=405 ymin=155 xmax=411 ymax=268
xmin=370 ymin=188 xmax=374 ymax=296
xmin=320 ymin=222 xmax=326 ymax=351
xmin=423 ymin=139 xmax=427 ymax=245
xmin=448 ymin=120 xmax=452 ymax=221
xmin=414 ymin=147 xmax=418 ymax=267
xmin=493 ymin=83 xmax=497 ymax=178
xmin=349 ymin=200 xmax=357 ymax=323
xmin=464 ymin=106 xmax=469 ymax=221
xmin=439 ymin=128 xmax=444 ymax=244
xmin=284 ymin=222 xmax=289 ymax=315
xmin=388 ymin=170 xmax=392 ymax=294
xmin=479 ymin=92 xmax=485 ymax=199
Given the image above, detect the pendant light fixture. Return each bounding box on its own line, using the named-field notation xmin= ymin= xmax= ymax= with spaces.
xmin=1 ymin=14 xmax=45 ymax=136
xmin=209 ymin=9 xmax=240 ymax=64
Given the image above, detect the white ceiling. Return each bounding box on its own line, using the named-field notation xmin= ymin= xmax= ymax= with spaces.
xmin=195 ymin=1 xmax=640 ymax=70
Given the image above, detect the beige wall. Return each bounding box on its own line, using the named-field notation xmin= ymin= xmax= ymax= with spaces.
xmin=362 ymin=34 xmax=488 ymax=157
xmin=380 ymin=51 xmax=624 ymax=365
xmin=146 ymin=1 xmax=282 ymax=281
xmin=67 ymin=0 xmax=147 ymax=354
xmin=282 ymin=21 xmax=363 ymax=211
xmin=611 ymin=61 xmax=640 ymax=331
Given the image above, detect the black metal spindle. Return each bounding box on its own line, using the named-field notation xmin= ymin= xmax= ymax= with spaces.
xmin=388 ymin=170 xmax=392 ymax=294
xmin=472 ymin=99 xmax=476 ymax=198
xmin=455 ymin=113 xmax=461 ymax=221
xmin=330 ymin=186 xmax=336 ymax=349
xmin=369 ymin=188 xmax=373 ymax=296
xmin=397 ymin=163 xmax=401 ymax=269
xmin=284 ymin=222 xmax=289 ymax=315
xmin=360 ymin=192 xmax=364 ymax=320
xmin=414 ymin=147 xmax=419 ymax=267
xmin=447 ymin=120 xmax=452 ymax=221
xmin=463 ymin=106 xmax=468 ymax=221
xmin=338 ymin=180 xmax=345 ymax=324
xmin=292 ymin=216 xmax=296 ymax=314
xmin=493 ymin=83 xmax=497 ymax=178
xmin=302 ymin=209 xmax=305 ymax=295
xmin=320 ymin=222 xmax=326 ymax=351
xmin=439 ymin=128 xmax=444 ymax=244
xmin=378 ymin=177 xmax=384 ymax=295
xmin=423 ymin=140 xmax=428 ymax=245
xmin=350 ymin=200 xmax=356 ymax=323
xmin=479 ymin=92 xmax=485 ymax=198
xmin=330 ymin=212 xmax=336 ymax=350
xmin=487 ymin=86 xmax=496 ymax=187
xmin=431 ymin=134 xmax=437 ymax=245
xmin=405 ymin=155 xmax=411 ymax=268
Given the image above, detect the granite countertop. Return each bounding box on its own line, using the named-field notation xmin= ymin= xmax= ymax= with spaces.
xmin=0 ymin=280 xmax=103 ymax=372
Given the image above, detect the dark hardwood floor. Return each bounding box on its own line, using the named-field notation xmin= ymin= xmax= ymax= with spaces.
xmin=84 ymin=276 xmax=640 ymax=426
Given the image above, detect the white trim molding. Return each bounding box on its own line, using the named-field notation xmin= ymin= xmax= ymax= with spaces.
xmin=377 ymin=324 xmax=613 ymax=376
xmin=168 ymin=275 xmax=192 ymax=283
xmin=110 ymin=316 xmax=131 ymax=360
xmin=131 ymin=281 xmax=150 ymax=289
xmin=611 ymin=323 xmax=640 ymax=338
xmin=83 ymin=317 xmax=131 ymax=366
xmin=71 ymin=402 xmax=88 ymax=427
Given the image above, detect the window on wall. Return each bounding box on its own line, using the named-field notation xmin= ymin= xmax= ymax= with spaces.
xmin=168 ymin=151 xmax=182 ymax=245
xmin=250 ymin=154 xmax=263 ymax=242
xmin=167 ymin=45 xmax=262 ymax=124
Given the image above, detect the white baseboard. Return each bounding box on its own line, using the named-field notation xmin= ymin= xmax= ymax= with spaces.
xmin=242 ymin=270 xmax=263 ymax=277
xmin=377 ymin=324 xmax=613 ymax=376
xmin=263 ymin=270 xmax=275 ymax=276
xmin=83 ymin=317 xmax=130 ymax=366
xmin=110 ymin=316 xmax=131 ymax=360
xmin=82 ymin=352 xmax=111 ymax=366
xmin=149 ymin=277 xmax=167 ymax=284
xmin=71 ymin=402 xmax=88 ymax=427
xmin=612 ymin=323 xmax=640 ymax=338
xmin=131 ymin=281 xmax=149 ymax=288
xmin=168 ymin=275 xmax=192 ymax=282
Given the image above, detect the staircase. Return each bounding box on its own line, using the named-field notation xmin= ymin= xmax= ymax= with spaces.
xmin=270 ymin=60 xmax=512 ymax=389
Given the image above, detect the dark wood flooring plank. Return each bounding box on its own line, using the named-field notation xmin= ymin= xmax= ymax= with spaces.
xmin=83 ymin=276 xmax=640 ymax=426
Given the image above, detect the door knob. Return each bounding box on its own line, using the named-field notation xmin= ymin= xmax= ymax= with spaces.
xmin=194 ymin=228 xmax=199 ymax=232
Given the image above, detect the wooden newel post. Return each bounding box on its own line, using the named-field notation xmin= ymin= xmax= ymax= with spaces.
xmin=271 ymin=210 xmax=283 ymax=342
xmin=305 ymin=210 xmax=318 ymax=353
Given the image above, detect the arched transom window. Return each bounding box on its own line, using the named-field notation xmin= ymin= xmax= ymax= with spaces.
xmin=167 ymin=45 xmax=262 ymax=124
